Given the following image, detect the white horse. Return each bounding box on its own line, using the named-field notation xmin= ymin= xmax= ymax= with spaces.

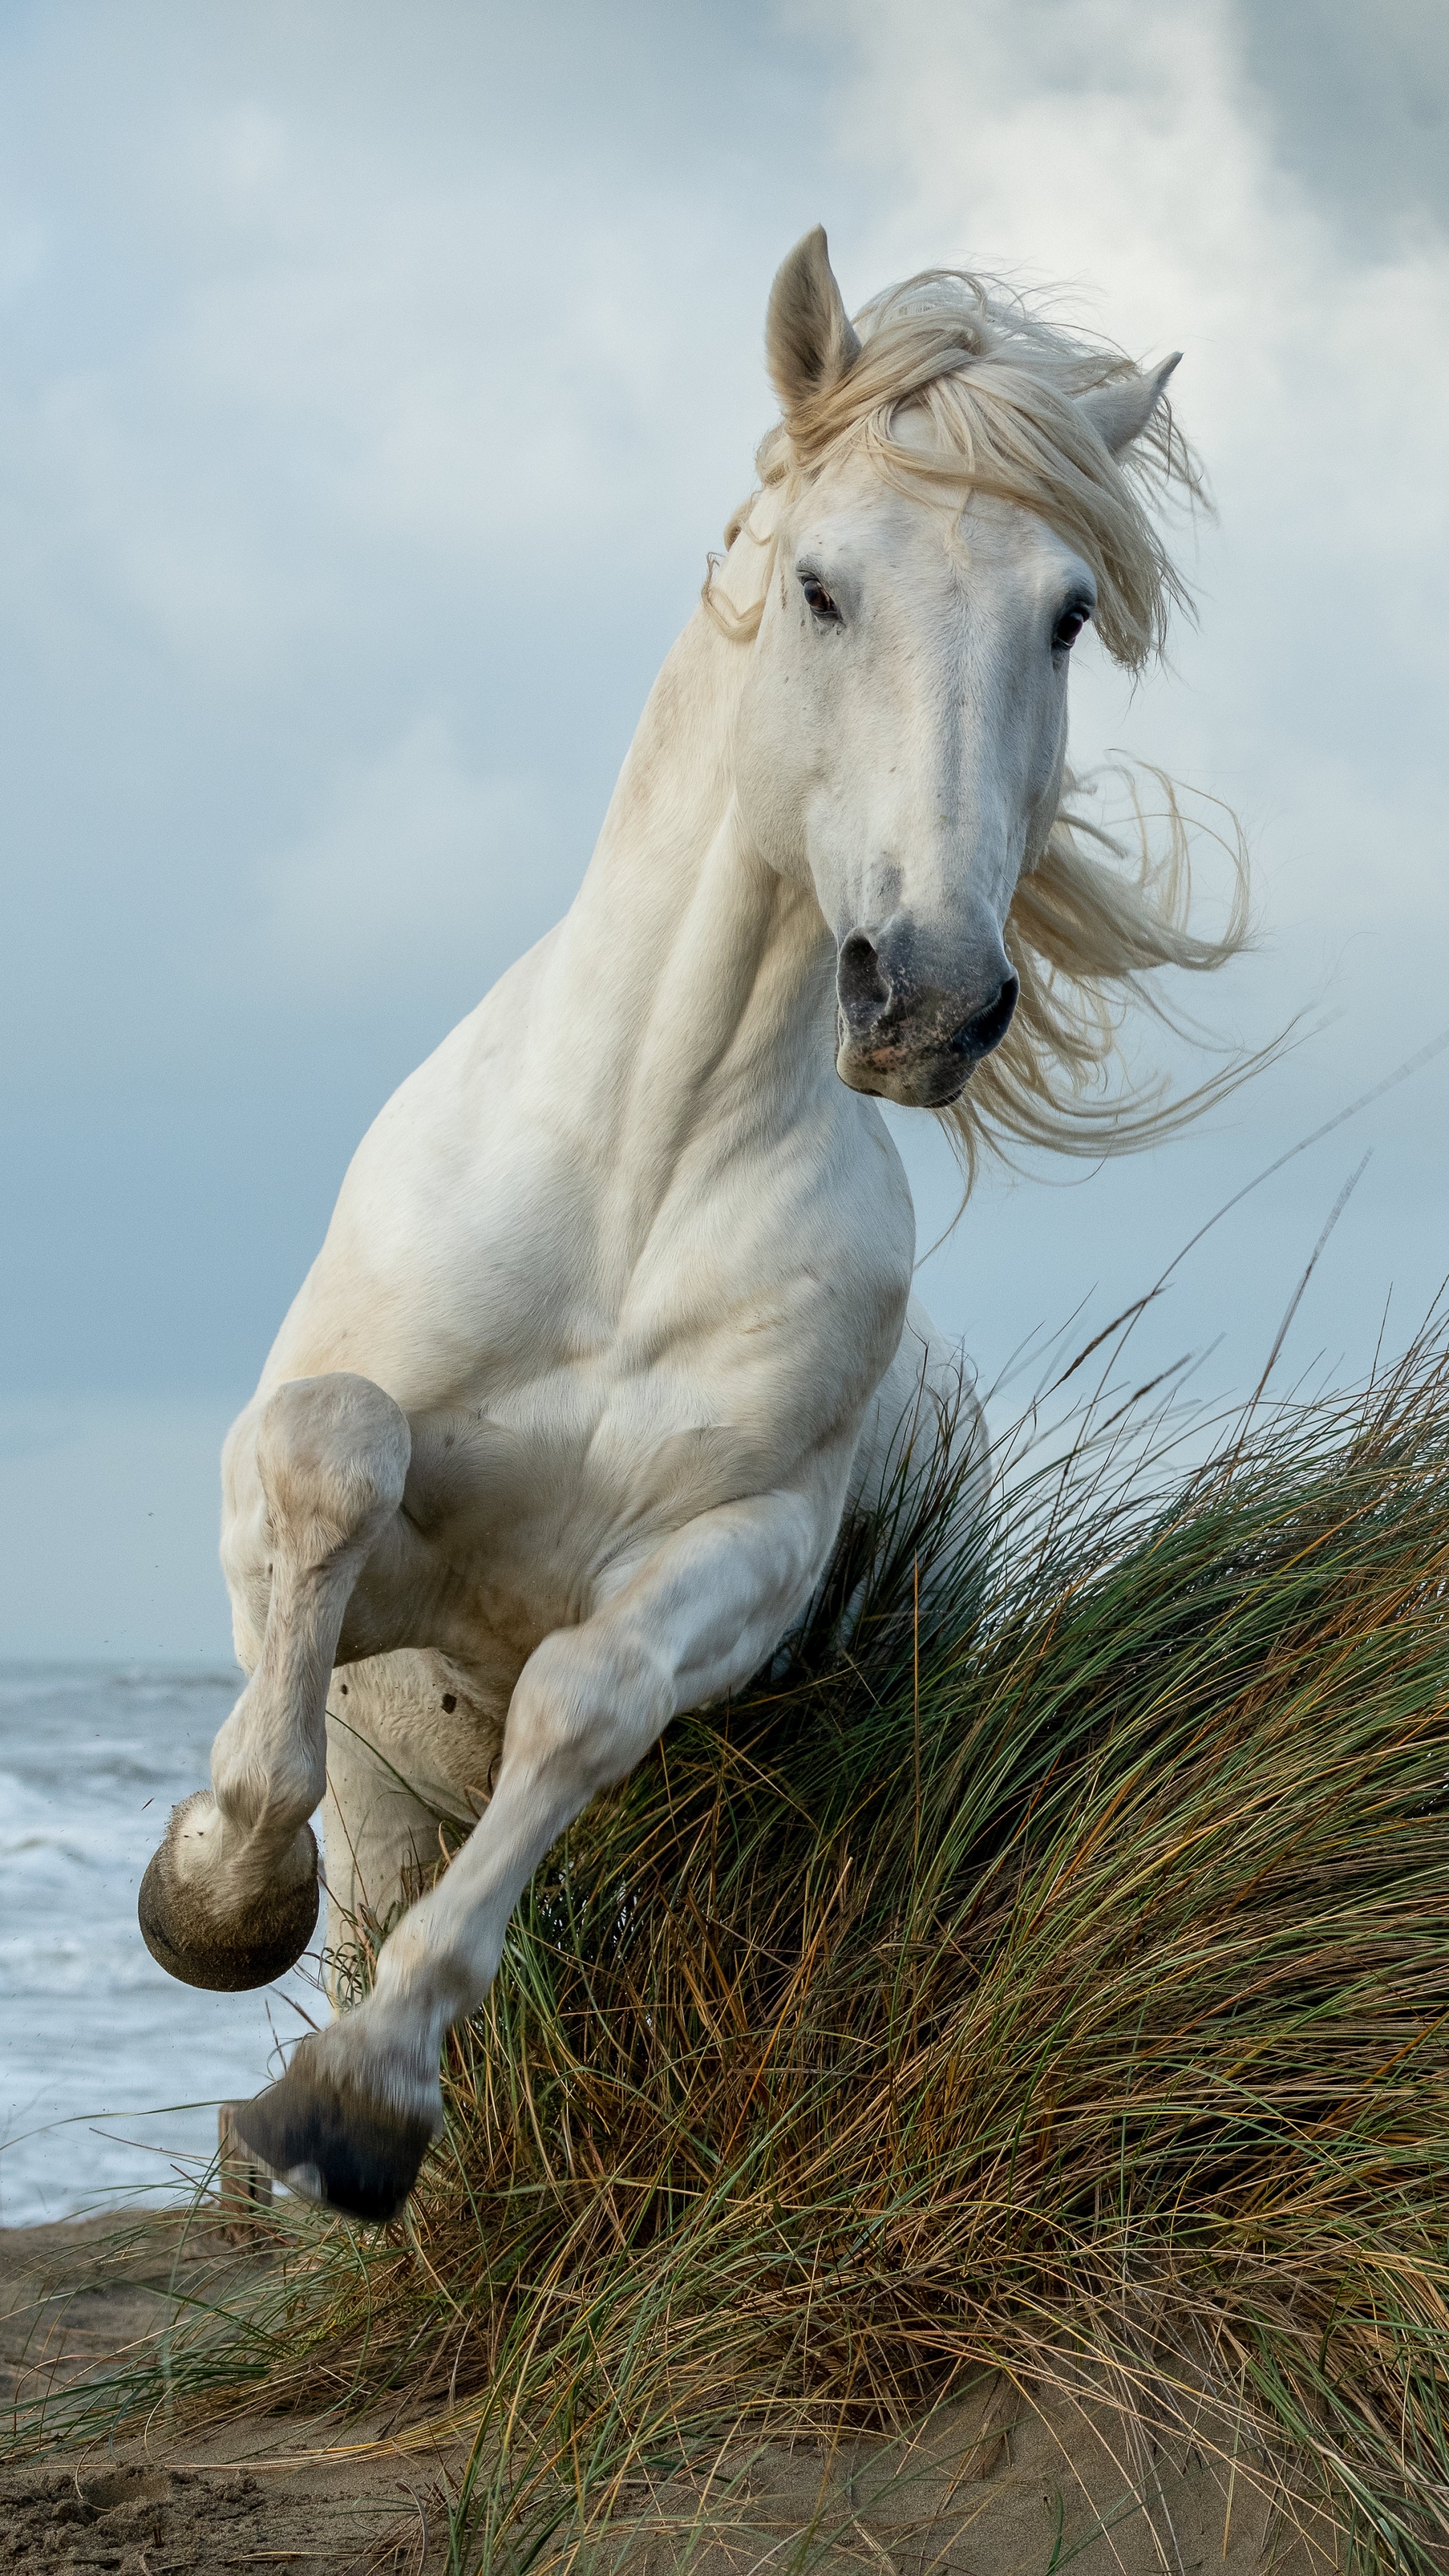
xmin=140 ymin=229 xmax=1244 ymax=2220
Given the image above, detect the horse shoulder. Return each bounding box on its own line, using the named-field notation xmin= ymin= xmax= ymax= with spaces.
xmin=256 ymin=932 xmax=568 ymax=1393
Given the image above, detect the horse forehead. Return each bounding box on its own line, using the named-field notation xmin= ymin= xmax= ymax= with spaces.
xmin=806 ymin=470 xmax=929 ymax=543
xmin=786 ymin=483 xmax=956 ymax=611
xmin=957 ymin=490 xmax=1085 ymax=582
xmin=792 ymin=468 xmax=1085 ymax=598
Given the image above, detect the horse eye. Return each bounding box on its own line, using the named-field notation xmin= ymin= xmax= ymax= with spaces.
xmin=1052 ymin=603 xmax=1091 ymax=653
xmin=802 ymin=576 xmax=840 ymax=622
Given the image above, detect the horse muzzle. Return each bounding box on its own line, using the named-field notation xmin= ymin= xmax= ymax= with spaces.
xmin=834 ymin=922 xmax=1019 ymax=1106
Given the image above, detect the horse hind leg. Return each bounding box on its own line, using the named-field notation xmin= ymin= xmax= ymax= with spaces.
xmin=138 ymin=1374 xmax=411 ymax=1992
xmin=321 ymin=1648 xmax=504 ymax=2006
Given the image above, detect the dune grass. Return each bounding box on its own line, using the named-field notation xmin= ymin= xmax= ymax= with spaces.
xmin=11 ymin=1333 xmax=1449 ymax=2572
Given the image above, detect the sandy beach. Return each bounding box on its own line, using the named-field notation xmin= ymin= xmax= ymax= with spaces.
xmin=1 ymin=2212 xmax=1340 ymax=2575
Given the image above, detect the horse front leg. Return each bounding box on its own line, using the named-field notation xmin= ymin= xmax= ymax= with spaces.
xmin=231 ymin=1488 xmax=827 ymax=2220
xmin=138 ymin=1374 xmax=413 ymax=1992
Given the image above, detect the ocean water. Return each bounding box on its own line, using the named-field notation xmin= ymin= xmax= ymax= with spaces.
xmin=0 ymin=1664 xmax=321 ymax=2228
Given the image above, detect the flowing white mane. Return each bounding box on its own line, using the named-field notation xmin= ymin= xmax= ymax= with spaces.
xmin=705 ymin=268 xmax=1252 ymax=1183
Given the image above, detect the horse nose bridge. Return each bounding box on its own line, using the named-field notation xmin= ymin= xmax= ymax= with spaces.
xmin=865 ymin=749 xmax=1016 ymax=937
xmin=925 ymin=772 xmax=1017 ymax=908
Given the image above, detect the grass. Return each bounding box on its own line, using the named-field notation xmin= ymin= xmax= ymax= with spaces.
xmin=10 ymin=1330 xmax=1449 ymax=2573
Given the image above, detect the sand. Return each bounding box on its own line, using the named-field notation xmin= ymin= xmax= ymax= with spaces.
xmin=1 ymin=2214 xmax=1342 ymax=2575
xmin=0 ymin=2212 xmax=449 ymax=2571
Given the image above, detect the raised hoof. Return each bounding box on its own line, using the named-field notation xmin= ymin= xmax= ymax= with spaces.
xmin=138 ymin=1822 xmax=319 ymax=1992
xmin=231 ymin=2061 xmax=436 ymax=2224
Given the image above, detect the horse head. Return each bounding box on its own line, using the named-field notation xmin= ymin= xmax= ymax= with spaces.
xmin=730 ymin=227 xmax=1181 ymax=1111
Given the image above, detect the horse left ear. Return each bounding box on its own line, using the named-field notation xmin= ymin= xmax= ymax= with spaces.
xmin=766 ymin=227 xmax=862 ymax=428
xmin=1077 ymin=353 xmax=1181 ymax=458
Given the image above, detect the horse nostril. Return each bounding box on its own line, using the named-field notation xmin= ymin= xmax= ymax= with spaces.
xmin=953 ymin=973 xmax=1019 ymax=1063
xmin=837 ymin=931 xmax=892 ymax=1029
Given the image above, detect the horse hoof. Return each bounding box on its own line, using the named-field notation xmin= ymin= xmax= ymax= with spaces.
xmin=138 ymin=1813 xmax=319 ymax=1992
xmin=230 ymin=2057 xmax=437 ymax=2224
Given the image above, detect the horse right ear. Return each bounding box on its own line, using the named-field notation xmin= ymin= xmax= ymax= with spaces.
xmin=766 ymin=227 xmax=861 ymax=429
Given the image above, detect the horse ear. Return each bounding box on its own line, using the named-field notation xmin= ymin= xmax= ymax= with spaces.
xmin=766 ymin=227 xmax=861 ymax=427
xmin=1077 ymin=353 xmax=1181 ymax=458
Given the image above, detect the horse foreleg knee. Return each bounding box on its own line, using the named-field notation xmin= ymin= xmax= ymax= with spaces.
xmin=140 ymin=1374 xmax=411 ymax=1994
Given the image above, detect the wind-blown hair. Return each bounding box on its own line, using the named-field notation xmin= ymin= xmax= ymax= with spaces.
xmin=704 ymin=269 xmax=1254 ymax=1185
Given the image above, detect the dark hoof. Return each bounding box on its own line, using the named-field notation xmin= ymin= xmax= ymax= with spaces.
xmin=138 ymin=1823 xmax=319 ymax=1992
xmin=231 ymin=2059 xmax=435 ymax=2224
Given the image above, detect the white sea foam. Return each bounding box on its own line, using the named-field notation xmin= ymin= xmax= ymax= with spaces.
xmin=0 ymin=1665 xmax=321 ymax=2226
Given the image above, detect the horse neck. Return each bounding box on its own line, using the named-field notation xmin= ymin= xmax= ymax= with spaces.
xmin=549 ymin=610 xmax=839 ymax=1146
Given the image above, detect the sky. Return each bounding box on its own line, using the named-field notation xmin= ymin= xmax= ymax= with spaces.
xmin=1 ymin=0 xmax=1446 ymax=1659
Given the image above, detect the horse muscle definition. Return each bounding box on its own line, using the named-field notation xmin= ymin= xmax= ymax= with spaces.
xmin=140 ymin=230 xmax=1248 ymax=2221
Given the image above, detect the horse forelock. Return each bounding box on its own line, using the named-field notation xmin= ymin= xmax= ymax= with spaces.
xmin=740 ymin=266 xmax=1199 ymax=676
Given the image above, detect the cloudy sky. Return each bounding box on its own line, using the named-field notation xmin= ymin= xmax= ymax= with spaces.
xmin=1 ymin=0 xmax=1446 ymax=1658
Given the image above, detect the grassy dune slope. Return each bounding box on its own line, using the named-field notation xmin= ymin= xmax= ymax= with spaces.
xmin=13 ymin=1341 xmax=1449 ymax=2573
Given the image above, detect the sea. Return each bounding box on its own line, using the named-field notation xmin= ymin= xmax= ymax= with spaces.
xmin=0 ymin=1664 xmax=320 ymax=2228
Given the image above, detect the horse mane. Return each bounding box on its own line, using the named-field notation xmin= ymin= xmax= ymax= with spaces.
xmin=703 ymin=268 xmax=1254 ymax=1186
